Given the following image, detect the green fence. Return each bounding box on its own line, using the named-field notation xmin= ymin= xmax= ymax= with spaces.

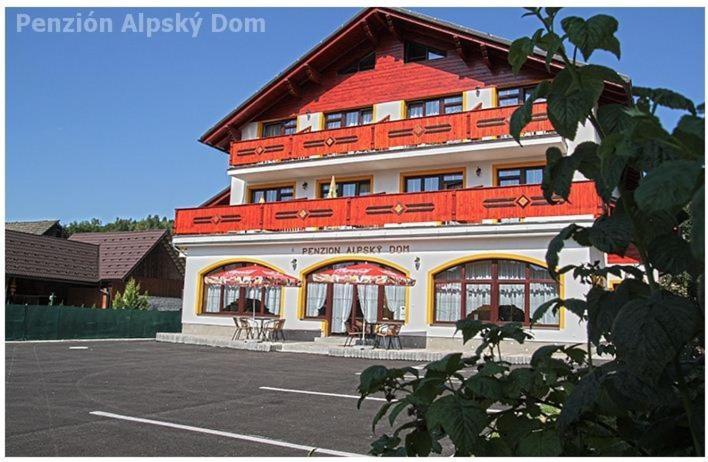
xmin=5 ymin=304 xmax=181 ymax=341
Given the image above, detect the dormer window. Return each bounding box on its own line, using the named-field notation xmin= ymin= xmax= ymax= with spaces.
xmin=404 ymin=41 xmax=446 ymax=63
xmin=262 ymin=118 xmax=296 ymax=138
xmin=338 ymin=51 xmax=375 ymax=75
xmin=407 ymin=95 xmax=462 ymax=118
xmin=324 ymin=107 xmax=373 ymax=129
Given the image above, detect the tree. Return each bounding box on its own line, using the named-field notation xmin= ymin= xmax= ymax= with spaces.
xmin=358 ymin=8 xmax=704 ymax=457
xmin=112 ymin=278 xmax=150 ymax=310
xmin=64 ymin=214 xmax=174 ymax=235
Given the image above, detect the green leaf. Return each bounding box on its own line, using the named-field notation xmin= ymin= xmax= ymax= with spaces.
xmin=597 ymin=103 xmax=634 ymax=134
xmin=426 ymin=352 xmax=463 ymax=375
xmin=596 ymin=132 xmax=634 ymax=202
xmin=547 ymin=68 xmax=604 ymax=139
xmin=577 ymin=64 xmax=626 ymax=86
xmin=634 ymin=160 xmax=703 ymax=213
xmin=546 ymin=224 xmax=586 ymax=278
xmin=541 ymin=146 xmax=578 ymax=202
xmin=558 ymin=364 xmax=610 ymax=431
xmin=535 ymin=31 xmax=563 ymax=71
xmin=673 ymin=114 xmax=705 ymax=158
xmin=690 ymin=184 xmax=704 ymax=261
xmin=571 ymin=141 xmax=601 ymax=181
xmin=508 ymin=37 xmax=535 ymax=74
xmin=531 ymin=297 xmax=563 ymax=324
xmin=465 ymin=374 xmax=504 ymax=401
xmin=405 ymin=429 xmax=433 ymax=456
xmin=426 ymin=395 xmax=487 ymax=455
xmin=516 ymin=429 xmax=563 ymax=456
xmin=634 ymin=86 xmax=696 ymax=115
xmin=647 ymin=233 xmax=695 ymax=274
xmin=509 ymin=80 xmax=551 ymax=142
xmin=587 ymin=205 xmax=632 ymax=254
xmin=561 ymin=14 xmax=621 ymax=61
xmin=613 ymin=291 xmax=702 ymax=380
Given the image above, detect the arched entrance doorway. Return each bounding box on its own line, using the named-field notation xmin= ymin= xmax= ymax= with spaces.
xmin=302 ymin=260 xmax=408 ymax=334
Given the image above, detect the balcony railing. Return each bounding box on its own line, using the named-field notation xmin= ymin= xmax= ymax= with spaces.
xmin=230 ymin=103 xmax=553 ymax=167
xmin=174 ymin=181 xmax=601 ymax=236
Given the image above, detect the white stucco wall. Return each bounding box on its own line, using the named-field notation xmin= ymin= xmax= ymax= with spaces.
xmin=464 ymin=87 xmax=495 ymax=110
xmin=179 ymin=226 xmax=593 ymax=344
xmin=374 ymin=100 xmax=404 ymax=122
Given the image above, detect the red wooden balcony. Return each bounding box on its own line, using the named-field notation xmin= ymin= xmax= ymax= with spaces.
xmin=230 ymin=103 xmax=553 ymax=167
xmin=174 ymin=181 xmax=602 ymax=236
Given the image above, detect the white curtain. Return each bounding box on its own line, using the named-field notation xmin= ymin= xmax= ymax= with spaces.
xmin=204 ymin=285 xmax=221 ymax=313
xmin=465 ymin=284 xmax=492 ymax=320
xmin=224 ymin=286 xmax=239 ymax=311
xmin=499 ymin=284 xmax=525 ymax=322
xmin=385 ymin=286 xmax=406 ymax=321
xmin=245 ymin=287 xmax=261 ymax=314
xmin=264 ymin=287 xmax=281 ymax=316
xmin=531 ymin=282 xmax=559 ymax=325
xmin=357 ymin=285 xmax=379 ymax=323
xmin=498 ymin=260 xmax=526 ymax=280
xmin=435 ymin=283 xmax=461 ymax=322
xmin=331 ymin=284 xmax=354 ymax=333
xmin=306 ymin=283 xmax=327 ymax=317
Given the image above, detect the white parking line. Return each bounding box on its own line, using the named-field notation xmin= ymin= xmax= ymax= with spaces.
xmin=90 ymin=411 xmax=364 ymax=457
xmin=259 ymin=386 xmax=391 ymax=402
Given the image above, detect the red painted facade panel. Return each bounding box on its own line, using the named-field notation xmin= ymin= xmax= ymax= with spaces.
xmin=258 ymin=35 xmax=547 ymax=121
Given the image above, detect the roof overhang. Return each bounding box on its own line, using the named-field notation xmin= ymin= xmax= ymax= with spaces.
xmin=200 ymin=7 xmax=630 ymax=153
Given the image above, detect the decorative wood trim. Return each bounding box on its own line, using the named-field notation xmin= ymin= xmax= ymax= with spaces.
xmin=304 ymin=64 xmax=322 ymax=84
xmin=361 ymin=20 xmax=377 ymax=46
xmin=284 ymin=78 xmax=301 ymax=98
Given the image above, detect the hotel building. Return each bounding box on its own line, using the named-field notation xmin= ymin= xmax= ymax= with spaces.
xmin=172 ymin=8 xmax=627 ymax=349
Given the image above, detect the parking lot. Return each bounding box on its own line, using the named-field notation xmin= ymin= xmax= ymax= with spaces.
xmin=5 ymin=340 xmax=415 ymax=457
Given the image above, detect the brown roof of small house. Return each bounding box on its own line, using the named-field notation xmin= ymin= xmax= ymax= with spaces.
xmin=6 ymin=220 xmax=61 ymax=236
xmin=68 ymin=229 xmax=181 ymax=280
xmin=5 ymin=230 xmax=99 ymax=283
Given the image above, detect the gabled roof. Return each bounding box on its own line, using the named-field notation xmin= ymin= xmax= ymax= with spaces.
xmin=6 ymin=220 xmax=61 ymax=236
xmin=200 ymin=186 xmax=231 ymax=207
xmin=6 ymin=230 xmax=99 ymax=283
xmin=200 ymin=7 xmax=629 ymax=152
xmin=69 ymin=229 xmax=179 ymax=280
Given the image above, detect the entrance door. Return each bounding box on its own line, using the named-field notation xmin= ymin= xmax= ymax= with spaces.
xmin=329 ymin=284 xmax=379 ymax=334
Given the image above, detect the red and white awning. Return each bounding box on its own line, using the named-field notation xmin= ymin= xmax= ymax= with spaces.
xmin=204 ymin=264 xmax=301 ymax=287
xmin=312 ymin=262 xmax=415 ymax=286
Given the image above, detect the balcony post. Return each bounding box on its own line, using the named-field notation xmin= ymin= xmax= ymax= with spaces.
xmin=259 ymin=204 xmax=265 ymax=230
xmin=346 ymin=198 xmax=352 ymax=226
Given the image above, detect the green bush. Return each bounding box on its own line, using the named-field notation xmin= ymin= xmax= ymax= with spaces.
xmin=112 ymin=278 xmax=150 ymax=310
xmin=358 ymin=8 xmax=704 ymax=457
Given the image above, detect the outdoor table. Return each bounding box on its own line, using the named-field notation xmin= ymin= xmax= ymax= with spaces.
xmin=372 ymin=321 xmax=404 ymax=349
xmin=250 ymin=316 xmax=276 ymax=340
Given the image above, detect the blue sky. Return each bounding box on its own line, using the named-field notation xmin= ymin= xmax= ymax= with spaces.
xmin=6 ymin=7 xmax=705 ymax=223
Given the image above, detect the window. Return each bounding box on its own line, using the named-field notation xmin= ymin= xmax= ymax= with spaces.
xmin=324 ymin=108 xmax=373 ymax=129
xmin=496 ymin=165 xmax=544 ymax=186
xmin=338 ymin=51 xmax=375 ymax=74
xmin=407 ymin=95 xmax=462 ymax=118
xmin=404 ymin=170 xmax=464 ymax=192
xmin=319 ymin=178 xmax=371 ymax=198
xmin=433 ymin=258 xmax=560 ymax=326
xmin=249 ymin=185 xmax=294 ymax=203
xmin=201 ymin=263 xmax=282 ymax=316
xmin=262 ymin=119 xmax=297 ymax=138
xmin=303 ymin=261 xmax=406 ymax=333
xmin=404 ymin=41 xmax=447 ymax=62
xmin=498 ymin=87 xmax=536 ymax=107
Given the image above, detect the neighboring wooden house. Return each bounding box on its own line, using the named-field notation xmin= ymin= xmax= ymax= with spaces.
xmin=69 ymin=230 xmax=185 ymax=309
xmin=5 ymin=225 xmax=184 ymax=309
xmin=6 ymin=230 xmax=100 ymax=306
xmin=6 ymin=220 xmax=65 ymax=238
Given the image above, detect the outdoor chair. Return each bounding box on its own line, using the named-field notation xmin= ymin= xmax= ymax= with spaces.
xmin=344 ymin=319 xmax=364 ymax=347
xmin=373 ymin=323 xmax=402 ymax=350
xmin=232 ymin=317 xmax=254 ymax=340
xmin=261 ymin=318 xmax=285 ymax=341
